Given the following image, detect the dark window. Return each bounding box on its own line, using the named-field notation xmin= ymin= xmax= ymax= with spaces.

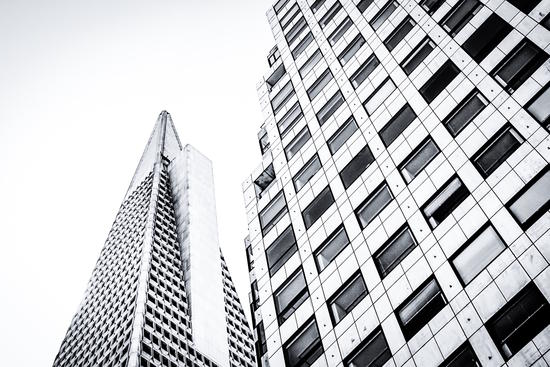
xmin=364 ymin=77 xmax=397 ymax=115
xmin=525 ymin=82 xmax=550 ymax=131
xmin=440 ymin=342 xmax=481 ymax=367
xmin=299 ymin=49 xmax=323 ymax=78
xmin=370 ymin=1 xmax=398 ymax=30
xmin=343 ymin=327 xmax=392 ymax=367
xmin=292 ymin=32 xmax=314 ymax=59
xmin=399 ymin=137 xmax=440 ymax=183
xmin=266 ymin=226 xmax=297 ymax=275
xmin=311 ymin=0 xmax=326 ymax=13
xmin=303 ymin=186 xmax=335 ymax=229
xmin=314 ymin=224 xmax=350 ymax=272
xmin=280 ymin=4 xmax=300 ymax=31
xmin=293 ymin=154 xmax=322 ymax=192
xmin=285 ymin=126 xmax=311 ymax=160
xmin=492 ymin=39 xmax=548 ymax=93
xmin=259 ymin=130 xmax=270 ymax=155
xmin=307 ymin=69 xmax=334 ymax=100
xmin=379 ymin=104 xmax=417 ymax=147
xmin=420 ymin=0 xmax=445 ymax=14
xmin=350 ymin=54 xmax=380 ymax=88
xmin=355 ymin=182 xmax=394 ymax=229
xmin=419 ymin=59 xmax=460 ymax=103
xmin=462 ymin=14 xmax=513 ymax=63
xmin=357 ymin=0 xmax=374 ymax=13
xmin=340 ymin=145 xmax=375 ymax=189
xmin=440 ymin=0 xmax=482 ymax=37
xmin=327 ymin=116 xmax=359 ymax=154
xmin=450 ymin=224 xmax=506 ymax=285
xmin=472 ymin=123 xmax=524 ymax=178
xmin=317 ymin=91 xmax=345 ymax=125
xmin=251 ymin=280 xmax=260 ymax=311
xmin=271 ymin=81 xmax=295 ymax=115
xmin=422 ymin=175 xmax=470 ymax=229
xmin=338 ymin=34 xmax=366 ymax=65
xmin=283 ymin=318 xmax=324 ymax=367
xmin=486 ymin=282 xmax=550 ymax=360
xmin=506 ymin=167 xmax=550 ymax=230
xmin=328 ymin=272 xmax=368 ymax=325
xmin=285 ymin=17 xmax=308 ymax=45
xmin=442 ymin=89 xmax=488 ymax=137
xmin=384 ymin=16 xmax=416 ymax=51
xmin=254 ymin=164 xmax=276 ymax=198
xmin=401 ymin=37 xmax=435 ymax=75
xmin=266 ymin=64 xmax=286 ymax=90
xmin=259 ymin=191 xmax=288 ymax=235
xmin=274 ymin=268 xmax=309 ymax=324
xmin=329 ymin=17 xmax=353 ymax=46
xmin=543 ymin=13 xmax=550 ymax=31
xmin=256 ymin=322 xmax=268 ymax=357
xmin=274 ymin=0 xmax=290 ymax=14
xmin=507 ymin=0 xmax=540 ymax=14
xmin=277 ymin=102 xmax=303 ymax=138
xmin=374 ymin=224 xmax=417 ymax=278
xmin=319 ymin=1 xmax=343 ymax=28
xmin=396 ymin=276 xmax=447 ymax=340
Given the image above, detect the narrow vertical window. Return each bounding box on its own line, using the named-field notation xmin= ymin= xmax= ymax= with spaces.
xmin=316 ymin=91 xmax=345 ymax=125
xmin=307 ymin=69 xmax=333 ymax=100
xmin=259 ymin=191 xmax=288 ymax=235
xmin=338 ymin=34 xmax=366 ymax=66
xmin=319 ymin=1 xmax=343 ymax=28
xmin=363 ymin=77 xmax=397 ymax=115
xmin=284 ymin=127 xmax=311 ymax=160
xmin=328 ymin=17 xmax=353 ymax=46
xmin=277 ymin=102 xmax=303 ymax=138
xmin=293 ymin=154 xmax=322 ymax=192
xmin=283 ymin=318 xmax=324 ymax=367
xmin=343 ymin=327 xmax=392 ymax=367
xmin=285 ymin=17 xmax=308 ymax=46
xmin=274 ymin=268 xmax=309 ymax=324
xmin=292 ymin=32 xmax=314 ymax=59
xmin=311 ymin=0 xmax=326 ymax=13
xmin=271 ymin=81 xmax=295 ymax=115
xmin=266 ymin=226 xmax=297 ymax=275
xmin=299 ymin=49 xmax=323 ymax=78
xmin=440 ymin=343 xmax=481 ymax=367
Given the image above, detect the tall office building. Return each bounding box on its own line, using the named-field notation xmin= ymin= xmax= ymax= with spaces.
xmin=53 ymin=112 xmax=256 ymax=367
xmin=243 ymin=0 xmax=550 ymax=366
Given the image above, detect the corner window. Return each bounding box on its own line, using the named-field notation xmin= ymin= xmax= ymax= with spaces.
xmin=338 ymin=34 xmax=366 ymax=66
xmin=419 ymin=59 xmax=460 ymax=103
xmin=274 ymin=268 xmax=309 ymax=324
xmin=441 ymin=342 xmax=481 ymax=367
xmin=327 ymin=116 xmax=359 ymax=154
xmin=506 ymin=167 xmax=550 ymax=230
xmin=266 ymin=64 xmax=286 ymax=90
xmin=277 ymin=102 xmax=303 ymax=138
xmin=283 ymin=318 xmax=324 ymax=367
xmin=370 ymin=1 xmax=398 ymax=30
xmin=328 ymin=17 xmax=353 ymax=46
xmin=350 ymin=54 xmax=380 ymax=89
xmin=293 ymin=154 xmax=322 ymax=192
xmin=462 ymin=13 xmax=512 ymax=63
xmin=374 ymin=224 xmax=417 ymax=278
xmin=471 ymin=123 xmax=524 ymax=178
xmin=364 ymin=77 xmax=397 ymax=115
xmin=284 ymin=126 xmax=311 ymax=160
xmin=422 ymin=175 xmax=470 ymax=229
xmin=316 ymin=91 xmax=345 ymax=125
xmin=525 ymin=82 xmax=550 ymax=131
xmin=344 ymin=327 xmax=391 ymax=367
xmin=420 ymin=0 xmax=445 ymax=14
xmin=314 ymin=224 xmax=350 ymax=272
xmin=396 ymin=277 xmax=447 ymax=340
xmin=379 ymin=104 xmax=417 ymax=147
xmin=319 ymin=1 xmax=342 ymax=29
xmin=401 ymin=37 xmax=435 ymax=75
xmin=399 ymin=137 xmax=440 ymax=183
xmin=299 ymin=49 xmax=323 ymax=78
xmin=440 ymin=0 xmax=482 ymax=37
xmin=259 ymin=191 xmax=288 ymax=235
xmin=328 ymin=272 xmax=368 ymax=325
xmin=357 ymin=0 xmax=374 ymax=13
xmin=266 ymin=225 xmax=297 ymax=275
xmin=442 ymin=89 xmax=488 ymax=137
xmin=271 ymin=81 xmax=295 ymax=115
xmin=292 ymin=32 xmax=314 ymax=59
xmin=303 ymin=186 xmax=335 ymax=229
xmin=355 ymin=182 xmax=393 ymax=229
xmin=340 ymin=145 xmax=375 ymax=189
xmin=307 ymin=69 xmax=334 ymax=100
xmin=384 ymin=16 xmax=415 ymax=51
xmin=486 ymin=282 xmax=550 ymax=360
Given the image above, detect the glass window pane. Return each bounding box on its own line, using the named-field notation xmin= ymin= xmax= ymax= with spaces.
xmin=384 ymin=16 xmax=415 ymax=51
xmin=280 ymin=4 xmax=300 ymax=31
xmin=344 ymin=328 xmax=391 ymax=367
xmin=462 ymin=14 xmax=512 ymax=63
xmin=507 ymin=169 xmax=550 ymax=228
xmin=319 ymin=1 xmax=342 ymax=28
xmin=472 ymin=124 xmax=524 ymax=177
xmin=274 ymin=0 xmax=290 ymax=14
xmin=293 ymin=154 xmax=322 ymax=192
xmin=299 ymin=49 xmax=323 ymax=78
xmin=374 ymin=225 xmax=417 ymax=277
xmin=441 ymin=343 xmax=481 ymax=367
xmin=277 ymin=102 xmax=303 ymax=138
xmin=364 ymin=77 xmax=397 ymax=115
xmin=311 ymin=0 xmax=326 ymax=13
xmin=285 ymin=127 xmax=311 ymax=160
xmin=351 ymin=54 xmax=380 ymax=88
xmin=327 ymin=116 xmax=359 ymax=154
xmin=422 ymin=176 xmax=470 ymax=228
xmin=315 ymin=225 xmax=350 ymax=271
xmin=339 ymin=34 xmax=366 ymax=65
xmin=401 ymin=37 xmax=435 ymax=75
xmin=443 ymin=90 xmax=487 ymax=137
xmin=303 ymin=186 xmax=335 ymax=229
xmin=526 ymin=83 xmax=550 ymax=129
xmin=357 ymin=0 xmax=374 ymax=13
xmin=329 ymin=273 xmax=368 ymax=324
xmin=329 ymin=16 xmax=353 ymax=45
xmin=370 ymin=1 xmax=397 ymax=30
xmin=285 ymin=17 xmax=307 ymax=45
xmin=356 ymin=183 xmax=393 ymax=228
xmin=292 ymin=32 xmax=314 ymax=59
xmin=307 ymin=69 xmax=333 ymax=100
xmin=275 ymin=269 xmax=309 ymax=323
xmin=400 ymin=138 xmax=440 ymax=183
xmin=420 ymin=0 xmax=445 ymax=14
xmin=271 ymin=81 xmax=295 ymax=114
xmin=419 ymin=59 xmax=460 ymax=103
xmin=317 ymin=91 xmax=345 ymax=125
xmin=379 ymin=104 xmax=416 ymax=146
xmin=266 ymin=225 xmax=297 ymax=275
xmin=340 ymin=145 xmax=375 ymax=189
xmin=260 ymin=191 xmax=288 ymax=234
xmin=284 ymin=319 xmax=323 ymax=367
xmin=440 ymin=0 xmax=481 ymax=36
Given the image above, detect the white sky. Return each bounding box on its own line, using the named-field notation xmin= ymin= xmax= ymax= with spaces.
xmin=0 ymin=1 xmax=274 ymax=365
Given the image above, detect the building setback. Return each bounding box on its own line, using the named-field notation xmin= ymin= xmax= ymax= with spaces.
xmin=53 ymin=112 xmax=256 ymax=367
xmin=243 ymin=0 xmax=550 ymax=366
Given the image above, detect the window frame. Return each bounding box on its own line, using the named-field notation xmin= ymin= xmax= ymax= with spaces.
xmin=314 ymin=224 xmax=350 ymax=272
xmin=369 ymin=0 xmax=398 ymax=31
xmin=440 ymin=0 xmax=482 ymax=37
xmin=302 ymin=186 xmax=335 ymax=229
xmin=400 ymin=36 xmax=436 ymax=75
xmin=440 ymin=342 xmax=481 ymax=367
xmin=327 ymin=271 xmax=368 ymax=325
xmin=259 ymin=191 xmax=288 ymax=235
xmin=442 ymin=89 xmax=488 ymax=137
xmin=339 ymin=144 xmax=375 ymax=189
xmin=327 ymin=116 xmax=359 ymax=154
xmin=355 ymin=181 xmax=394 ymax=229
xmin=373 ymin=223 xmax=418 ymax=279
xmin=525 ymin=82 xmax=550 ymax=131
xmin=421 ymin=174 xmax=470 ymax=229
xmin=379 ymin=103 xmax=417 ymax=147
xmin=265 ymin=225 xmax=298 ymax=276
xmin=274 ymin=267 xmax=310 ymax=324
xmin=419 ymin=59 xmax=460 ymax=104
xmin=284 ymin=126 xmax=311 ymax=161
xmin=283 ymin=317 xmax=324 ymax=367
xmin=398 ymin=136 xmax=441 ymax=184
xmin=293 ymin=154 xmax=322 ymax=192
xmin=338 ymin=34 xmax=366 ymax=66
xmin=343 ymin=326 xmax=392 ymax=367
xmin=384 ymin=15 xmax=416 ymax=51
xmin=419 ymin=0 xmax=445 ymax=15
xmin=316 ymin=91 xmax=345 ymax=125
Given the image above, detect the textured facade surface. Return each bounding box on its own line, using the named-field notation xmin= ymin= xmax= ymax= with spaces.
xmin=53 ymin=112 xmax=256 ymax=367
xmin=243 ymin=1 xmax=550 ymax=366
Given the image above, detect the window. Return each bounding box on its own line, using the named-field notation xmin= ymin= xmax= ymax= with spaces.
xmin=314 ymin=224 xmax=350 ymax=272
xmin=271 ymin=81 xmax=295 ymax=115
xmin=396 ymin=277 xmax=447 ymax=340
xmin=259 ymin=191 xmax=288 ymax=235
xmin=507 ymin=0 xmax=540 ymax=14
xmin=357 ymin=0 xmax=374 ymax=13
xmin=319 ymin=1 xmax=342 ymax=29
xmin=311 ymin=0 xmax=326 ymax=13
xmin=487 ymin=282 xmax=550 ymax=360
xmin=266 ymin=225 xmax=297 ymax=275
xmin=492 ymin=39 xmax=548 ymax=93
xmin=350 ymin=54 xmax=380 ymax=89
xmin=450 ymin=224 xmax=506 ymax=285
xmin=370 ymin=1 xmax=398 ymax=30
xmin=384 ymin=16 xmax=415 ymax=51
xmin=355 ymin=182 xmax=393 ymax=228
xmin=274 ymin=268 xmax=309 ymax=324
xmin=303 ymin=186 xmax=335 ymax=229
xmin=280 ymin=4 xmax=300 ymax=31
xmin=307 ymin=69 xmax=333 ymax=100
xmin=328 ymin=272 xmax=368 ymax=324
xmin=379 ymin=104 xmax=417 ymax=147
xmin=401 ymin=37 xmax=435 ymax=75
xmin=420 ymin=0 xmax=445 ymax=14
xmin=283 ymin=318 xmax=324 ymax=367
xmin=285 ymin=126 xmax=311 ymax=160
xmin=525 ymin=82 xmax=550 ymax=130
xmin=422 ymin=175 xmax=470 ymax=229
xmin=399 ymin=137 xmax=440 ymax=183
xmin=327 ymin=116 xmax=359 ymax=154
xmin=419 ymin=59 xmax=460 ymax=103
xmin=299 ymin=49 xmax=323 ymax=78
xmin=442 ymin=89 xmax=488 ymax=137
xmin=255 ymin=322 xmax=268 ymax=357
xmin=343 ymin=327 xmax=391 ymax=367
xmin=285 ymin=17 xmax=308 ymax=45
xmin=293 ymin=154 xmax=322 ymax=192
xmin=317 ymin=91 xmax=345 ymax=125
xmin=277 ymin=102 xmax=303 ymax=138
xmin=506 ymin=167 xmax=550 ymax=229
xmin=268 ymin=46 xmax=281 ymax=67
xmin=328 ymin=17 xmax=353 ymax=46
xmin=364 ymin=77 xmax=397 ymax=115
xmin=340 ymin=145 xmax=375 ymax=189
xmin=374 ymin=224 xmax=417 ymax=278
xmin=274 ymin=0 xmax=290 ymax=14
xmin=254 ymin=164 xmax=276 ymax=198
xmin=441 ymin=342 xmax=481 ymax=367
xmin=462 ymin=14 xmax=512 ymax=63
xmin=266 ymin=64 xmax=286 ymax=90
xmin=259 ymin=129 xmax=270 ymax=155
xmin=543 ymin=13 xmax=550 ymax=31
xmin=292 ymin=32 xmax=314 ymax=59
xmin=440 ymin=0 xmax=482 ymax=37
xmin=338 ymin=34 xmax=366 ymax=65
xmin=472 ymin=123 xmax=524 ymax=178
